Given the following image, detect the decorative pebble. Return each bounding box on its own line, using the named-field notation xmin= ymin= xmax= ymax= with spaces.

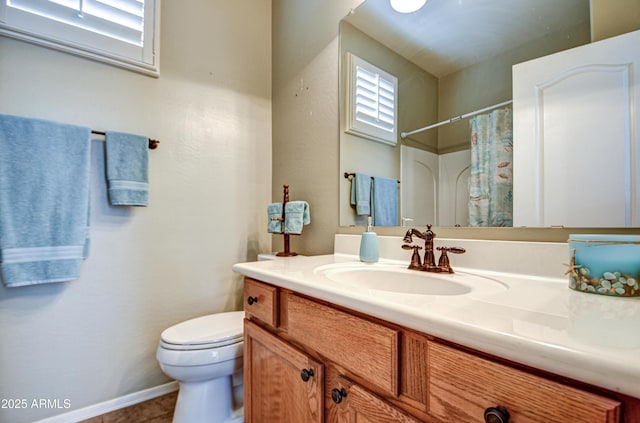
xmin=569 ymin=266 xmax=640 ymax=297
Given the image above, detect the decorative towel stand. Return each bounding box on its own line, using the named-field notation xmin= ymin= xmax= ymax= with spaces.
xmin=91 ymin=130 xmax=160 ymax=150
xmin=272 ymin=184 xmax=298 ymax=257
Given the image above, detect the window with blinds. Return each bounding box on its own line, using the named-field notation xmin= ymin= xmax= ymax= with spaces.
xmin=0 ymin=0 xmax=159 ymax=76
xmin=345 ymin=52 xmax=398 ymax=146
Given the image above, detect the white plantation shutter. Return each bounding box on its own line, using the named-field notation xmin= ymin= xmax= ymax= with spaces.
xmin=0 ymin=0 xmax=159 ymax=76
xmin=345 ymin=53 xmax=398 ymax=145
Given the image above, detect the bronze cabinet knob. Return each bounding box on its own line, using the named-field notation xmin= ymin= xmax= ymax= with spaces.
xmin=300 ymin=368 xmax=314 ymax=382
xmin=331 ymin=388 xmax=347 ymax=404
xmin=484 ymin=405 xmax=510 ymax=423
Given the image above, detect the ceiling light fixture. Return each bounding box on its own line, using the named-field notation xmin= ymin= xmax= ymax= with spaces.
xmin=390 ymin=0 xmax=427 ymax=13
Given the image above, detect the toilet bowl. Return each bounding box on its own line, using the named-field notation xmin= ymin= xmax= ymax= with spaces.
xmin=157 ymin=311 xmax=244 ymax=423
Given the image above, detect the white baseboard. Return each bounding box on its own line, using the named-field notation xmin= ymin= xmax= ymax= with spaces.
xmin=33 ymin=381 xmax=179 ymax=423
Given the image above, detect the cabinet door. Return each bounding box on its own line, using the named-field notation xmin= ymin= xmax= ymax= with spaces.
xmin=328 ymin=376 xmax=421 ymax=423
xmin=244 ymin=320 xmax=323 ymax=423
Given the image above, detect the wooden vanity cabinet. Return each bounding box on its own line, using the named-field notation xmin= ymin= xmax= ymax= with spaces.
xmin=243 ymin=277 xmax=629 ymax=423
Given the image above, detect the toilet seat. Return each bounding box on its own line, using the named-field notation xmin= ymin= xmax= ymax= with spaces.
xmin=160 ymin=311 xmax=244 ymax=351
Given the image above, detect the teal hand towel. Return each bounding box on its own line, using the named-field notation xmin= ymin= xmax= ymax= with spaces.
xmin=349 ymin=173 xmax=371 ymax=215
xmin=0 ymin=114 xmax=91 ymax=287
xmin=284 ymin=201 xmax=310 ymax=234
xmin=267 ymin=202 xmax=283 ymax=233
xmin=372 ymin=176 xmax=398 ymax=226
xmin=105 ymin=131 xmax=149 ymax=206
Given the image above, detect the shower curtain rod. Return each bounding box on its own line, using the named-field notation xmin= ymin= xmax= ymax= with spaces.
xmin=400 ymin=99 xmax=513 ymax=139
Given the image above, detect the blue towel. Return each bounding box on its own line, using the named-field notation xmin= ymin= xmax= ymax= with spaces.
xmin=349 ymin=173 xmax=371 ymax=215
xmin=0 ymin=114 xmax=91 ymax=287
xmin=267 ymin=203 xmax=283 ymax=233
xmin=372 ymin=176 xmax=398 ymax=226
xmin=105 ymin=131 xmax=149 ymax=206
xmin=284 ymin=201 xmax=310 ymax=234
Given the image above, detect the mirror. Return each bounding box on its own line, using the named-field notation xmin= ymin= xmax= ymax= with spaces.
xmin=339 ymin=0 xmax=593 ymax=227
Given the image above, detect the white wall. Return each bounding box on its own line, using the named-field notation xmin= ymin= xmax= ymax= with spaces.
xmin=0 ymin=1 xmax=272 ymax=422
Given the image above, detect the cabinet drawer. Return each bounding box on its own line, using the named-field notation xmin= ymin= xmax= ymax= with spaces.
xmin=287 ymin=294 xmax=399 ymax=395
xmin=428 ymin=342 xmax=621 ymax=423
xmin=244 ymin=278 xmax=278 ymax=327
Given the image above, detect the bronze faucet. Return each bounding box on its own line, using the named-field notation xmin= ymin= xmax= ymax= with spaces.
xmin=403 ymin=224 xmax=437 ymax=268
xmin=402 ymin=225 xmax=465 ymax=273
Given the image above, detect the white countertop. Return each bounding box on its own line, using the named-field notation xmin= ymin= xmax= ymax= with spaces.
xmin=233 ymin=236 xmax=640 ymax=399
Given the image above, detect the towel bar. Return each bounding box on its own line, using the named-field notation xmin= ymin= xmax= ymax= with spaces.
xmin=91 ymin=130 xmax=159 ymax=150
xmin=344 ymin=172 xmax=400 ymax=183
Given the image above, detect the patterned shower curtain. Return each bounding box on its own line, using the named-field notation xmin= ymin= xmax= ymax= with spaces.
xmin=468 ymin=107 xmax=513 ymax=227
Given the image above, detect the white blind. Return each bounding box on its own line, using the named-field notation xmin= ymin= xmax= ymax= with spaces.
xmin=8 ymin=0 xmax=144 ymax=45
xmin=345 ymin=53 xmax=398 ymax=146
xmin=355 ymin=65 xmax=396 ymax=133
xmin=0 ymin=0 xmax=158 ymax=76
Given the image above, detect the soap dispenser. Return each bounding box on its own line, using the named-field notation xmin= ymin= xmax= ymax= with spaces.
xmin=359 ymin=216 xmax=379 ymax=263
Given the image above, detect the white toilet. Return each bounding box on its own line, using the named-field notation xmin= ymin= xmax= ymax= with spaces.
xmin=156 ymin=311 xmax=245 ymax=423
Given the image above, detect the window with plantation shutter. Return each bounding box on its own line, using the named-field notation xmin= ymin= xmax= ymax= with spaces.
xmin=345 ymin=52 xmax=398 ymax=146
xmin=0 ymin=0 xmax=159 ymax=76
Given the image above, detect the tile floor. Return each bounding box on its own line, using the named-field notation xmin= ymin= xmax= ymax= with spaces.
xmin=78 ymin=391 xmax=177 ymax=423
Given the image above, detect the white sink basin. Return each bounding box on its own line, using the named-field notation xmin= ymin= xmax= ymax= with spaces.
xmin=314 ymin=262 xmax=507 ymax=296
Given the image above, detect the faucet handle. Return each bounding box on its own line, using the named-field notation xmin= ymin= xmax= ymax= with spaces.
xmin=436 ymin=247 xmax=465 ymax=273
xmin=402 ymin=244 xmax=423 ymax=270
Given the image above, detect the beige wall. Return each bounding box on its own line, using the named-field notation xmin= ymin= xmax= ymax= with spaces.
xmin=272 ymin=0 xmax=364 ymax=255
xmin=0 ymin=1 xmax=271 ymax=422
xmin=591 ymin=0 xmax=640 ymax=41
